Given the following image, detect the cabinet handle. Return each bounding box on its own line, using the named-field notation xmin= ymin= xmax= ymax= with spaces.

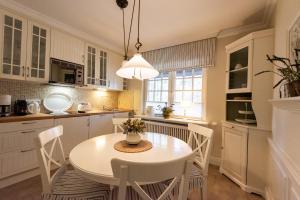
xmin=21 ymin=121 xmax=37 ymax=125
xmin=21 ymin=130 xmax=36 ymax=134
xmin=22 ymin=66 xmax=25 ymax=76
xmin=27 ymin=67 xmax=29 ymax=77
xmin=82 ymin=55 xmax=85 ymax=63
xmin=21 ymin=148 xmax=35 ymax=153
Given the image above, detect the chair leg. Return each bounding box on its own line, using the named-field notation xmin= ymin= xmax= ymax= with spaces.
xmin=201 ymin=180 xmax=207 ymax=200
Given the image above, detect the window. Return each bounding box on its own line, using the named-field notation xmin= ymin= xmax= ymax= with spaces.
xmin=145 ymin=68 xmax=205 ymax=119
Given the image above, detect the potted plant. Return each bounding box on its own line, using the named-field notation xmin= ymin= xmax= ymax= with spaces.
xmin=255 ymin=52 xmax=300 ymax=97
xmin=161 ymin=103 xmax=174 ymax=119
xmin=122 ymin=119 xmax=146 ymax=144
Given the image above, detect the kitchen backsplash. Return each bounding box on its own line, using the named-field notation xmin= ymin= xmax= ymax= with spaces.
xmin=0 ymin=79 xmax=119 ymax=113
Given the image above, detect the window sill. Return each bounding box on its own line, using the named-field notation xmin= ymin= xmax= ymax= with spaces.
xmin=136 ymin=115 xmax=209 ymax=126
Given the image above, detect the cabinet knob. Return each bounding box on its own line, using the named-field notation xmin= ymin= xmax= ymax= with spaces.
xmin=22 ymin=66 xmax=25 ymax=77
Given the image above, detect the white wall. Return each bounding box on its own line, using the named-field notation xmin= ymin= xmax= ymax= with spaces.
xmin=266 ymin=0 xmax=300 ymax=199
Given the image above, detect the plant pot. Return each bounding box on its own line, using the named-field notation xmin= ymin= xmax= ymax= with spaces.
xmin=292 ymin=80 xmax=300 ymax=97
xmin=163 ymin=113 xmax=171 ymax=119
xmin=126 ymin=132 xmax=141 ymax=144
xmin=284 ymin=82 xmax=297 ymax=97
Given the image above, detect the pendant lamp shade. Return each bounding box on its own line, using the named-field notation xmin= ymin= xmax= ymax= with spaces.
xmin=116 ymin=53 xmax=159 ymax=80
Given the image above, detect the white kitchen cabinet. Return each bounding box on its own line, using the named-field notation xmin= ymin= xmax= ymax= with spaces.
xmin=50 ymin=29 xmax=85 ymax=64
xmin=54 ymin=116 xmax=89 ymax=156
xmin=220 ymin=123 xmax=248 ymax=185
xmin=26 ymin=21 xmax=50 ymax=82
xmin=107 ymin=51 xmax=123 ymax=90
xmin=89 ymin=114 xmax=114 ymax=138
xmin=113 ymin=112 xmax=129 ymax=118
xmin=0 ymin=10 xmax=27 ymax=80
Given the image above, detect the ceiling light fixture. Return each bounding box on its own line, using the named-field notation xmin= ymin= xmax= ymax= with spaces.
xmin=116 ymin=0 xmax=159 ymax=80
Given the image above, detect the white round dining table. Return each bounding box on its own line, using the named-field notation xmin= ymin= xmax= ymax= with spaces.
xmin=69 ymin=132 xmax=192 ymax=185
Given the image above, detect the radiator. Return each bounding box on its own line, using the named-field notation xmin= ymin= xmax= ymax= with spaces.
xmin=144 ymin=120 xmax=190 ymax=143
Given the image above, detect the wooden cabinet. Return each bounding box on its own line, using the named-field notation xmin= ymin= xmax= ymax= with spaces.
xmin=0 ymin=119 xmax=54 ymax=178
xmin=89 ymin=114 xmax=114 ymax=138
xmin=220 ymin=123 xmax=248 ymax=184
xmin=0 ymin=10 xmax=27 ymax=80
xmin=107 ymin=51 xmax=123 ymax=90
xmin=54 ymin=116 xmax=89 ymax=156
xmin=50 ymin=29 xmax=85 ymax=64
xmin=0 ymin=10 xmax=50 ymax=82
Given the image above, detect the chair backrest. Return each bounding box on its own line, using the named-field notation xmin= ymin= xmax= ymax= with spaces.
xmin=111 ymin=153 xmax=195 ymax=200
xmin=35 ymin=125 xmax=66 ymax=193
xmin=112 ymin=118 xmax=141 ymax=133
xmin=187 ymin=123 xmax=213 ymax=175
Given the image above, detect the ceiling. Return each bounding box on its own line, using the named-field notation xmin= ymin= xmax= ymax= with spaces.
xmin=11 ymin=0 xmax=274 ymax=53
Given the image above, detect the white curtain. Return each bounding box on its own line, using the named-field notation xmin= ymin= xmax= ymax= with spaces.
xmin=142 ymin=37 xmax=216 ymax=72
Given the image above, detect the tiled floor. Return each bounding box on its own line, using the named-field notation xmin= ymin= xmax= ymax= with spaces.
xmin=0 ymin=165 xmax=263 ymax=200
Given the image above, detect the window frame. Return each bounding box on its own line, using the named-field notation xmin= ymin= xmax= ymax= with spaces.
xmin=143 ymin=68 xmax=207 ymax=120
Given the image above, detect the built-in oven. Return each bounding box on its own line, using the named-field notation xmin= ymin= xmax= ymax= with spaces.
xmin=49 ymin=58 xmax=84 ymax=86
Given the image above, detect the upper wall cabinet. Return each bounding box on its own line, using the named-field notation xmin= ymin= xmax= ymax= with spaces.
xmin=0 ymin=10 xmax=27 ymax=80
xmin=50 ymin=29 xmax=85 ymax=65
xmin=0 ymin=10 xmax=50 ymax=82
xmin=107 ymin=51 xmax=123 ymax=91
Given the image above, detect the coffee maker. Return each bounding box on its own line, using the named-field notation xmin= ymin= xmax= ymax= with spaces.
xmin=0 ymin=95 xmax=11 ymax=117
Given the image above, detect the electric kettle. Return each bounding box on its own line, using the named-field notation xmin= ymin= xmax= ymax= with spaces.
xmin=27 ymin=101 xmax=40 ymax=114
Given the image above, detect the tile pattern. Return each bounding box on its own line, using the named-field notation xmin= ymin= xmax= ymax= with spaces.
xmin=0 ymin=165 xmax=264 ymax=200
xmin=0 ymin=79 xmax=119 ymax=113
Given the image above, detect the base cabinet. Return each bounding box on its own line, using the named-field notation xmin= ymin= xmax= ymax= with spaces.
xmin=89 ymin=114 xmax=114 ymax=138
xmin=220 ymin=121 xmax=270 ymax=196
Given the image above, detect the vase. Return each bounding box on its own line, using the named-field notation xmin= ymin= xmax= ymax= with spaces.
xmin=292 ymin=80 xmax=300 ymax=97
xmin=284 ymin=83 xmax=297 ymax=97
xmin=126 ymin=132 xmax=141 ymax=144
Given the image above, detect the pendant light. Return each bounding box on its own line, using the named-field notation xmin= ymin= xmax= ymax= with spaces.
xmin=116 ymin=0 xmax=159 ymax=80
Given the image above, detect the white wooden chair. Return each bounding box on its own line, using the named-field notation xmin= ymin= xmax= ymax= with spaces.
xmin=112 ymin=118 xmax=141 ymax=133
xmin=35 ymin=125 xmax=111 ymax=200
xmin=187 ymin=123 xmax=214 ymax=200
xmin=111 ymin=153 xmax=195 ymax=200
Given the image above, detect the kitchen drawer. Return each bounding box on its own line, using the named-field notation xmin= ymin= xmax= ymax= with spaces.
xmin=222 ymin=122 xmax=248 ymax=133
xmin=0 ymin=119 xmax=54 ymax=133
xmin=0 ymin=128 xmax=48 ymax=154
xmin=0 ymin=150 xmax=38 ymax=178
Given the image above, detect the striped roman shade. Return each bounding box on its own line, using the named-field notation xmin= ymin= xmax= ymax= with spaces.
xmin=142 ymin=37 xmax=216 ymax=72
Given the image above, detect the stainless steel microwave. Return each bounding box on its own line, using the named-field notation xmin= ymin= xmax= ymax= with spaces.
xmin=49 ymin=58 xmax=84 ymax=86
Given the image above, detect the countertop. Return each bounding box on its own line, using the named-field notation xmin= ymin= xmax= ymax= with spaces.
xmin=0 ymin=109 xmax=132 ymax=123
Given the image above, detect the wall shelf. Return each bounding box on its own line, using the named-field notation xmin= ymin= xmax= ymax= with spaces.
xmin=269 ymin=97 xmax=300 ymax=112
xmin=229 ymin=66 xmax=248 ymax=73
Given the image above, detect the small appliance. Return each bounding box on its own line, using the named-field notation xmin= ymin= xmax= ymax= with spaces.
xmin=27 ymin=100 xmax=41 ymax=114
xmin=49 ymin=58 xmax=84 ymax=86
xmin=0 ymin=95 xmax=11 ymax=117
xmin=77 ymin=102 xmax=92 ymax=113
xmin=14 ymin=99 xmax=28 ymax=115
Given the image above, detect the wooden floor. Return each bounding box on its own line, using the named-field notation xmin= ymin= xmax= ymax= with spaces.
xmin=0 ymin=165 xmax=263 ymax=200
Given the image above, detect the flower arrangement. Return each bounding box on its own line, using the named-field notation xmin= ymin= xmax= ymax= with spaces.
xmin=161 ymin=103 xmax=174 ymax=119
xmin=122 ymin=119 xmax=146 ymax=134
xmin=255 ymin=51 xmax=300 ymax=97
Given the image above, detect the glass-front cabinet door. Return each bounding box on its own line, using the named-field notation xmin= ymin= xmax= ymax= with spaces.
xmin=0 ymin=11 xmax=27 ymax=80
xmin=86 ymin=45 xmax=97 ymax=85
xmin=226 ymin=41 xmax=253 ymax=93
xmin=26 ymin=22 xmax=50 ymax=82
xmin=99 ymin=50 xmax=107 ymax=87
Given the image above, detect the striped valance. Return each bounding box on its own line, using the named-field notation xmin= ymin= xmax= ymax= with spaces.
xmin=142 ymin=38 xmax=216 ymax=72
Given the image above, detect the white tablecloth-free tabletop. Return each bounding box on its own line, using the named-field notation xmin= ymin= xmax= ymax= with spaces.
xmin=69 ymin=132 xmax=192 ymax=185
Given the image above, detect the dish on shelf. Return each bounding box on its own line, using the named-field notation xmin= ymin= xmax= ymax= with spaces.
xmin=234 ymin=63 xmax=243 ymax=70
xmin=238 ymin=110 xmax=254 ymax=115
xmin=43 ymin=93 xmax=73 ymax=115
xmin=235 ymin=118 xmax=257 ymax=124
xmin=233 ymin=97 xmax=251 ymax=100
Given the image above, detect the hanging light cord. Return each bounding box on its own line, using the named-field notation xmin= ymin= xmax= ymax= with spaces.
xmin=135 ymin=0 xmax=142 ymax=52
xmin=122 ymin=0 xmax=136 ymax=60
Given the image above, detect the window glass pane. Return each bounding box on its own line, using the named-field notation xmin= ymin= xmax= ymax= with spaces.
xmin=148 ymin=92 xmax=154 ymax=101
xmin=31 ymin=35 xmax=39 ymax=68
xmin=194 ymin=78 xmax=202 ymax=90
xmin=155 ymin=80 xmax=161 ymax=90
xmin=148 ymin=80 xmax=155 ymax=90
xmin=193 ymin=91 xmax=202 ymax=103
xmin=40 ymin=29 xmax=46 ymax=37
xmin=161 ymin=72 xmax=169 ymax=78
xmin=194 ymin=68 xmax=202 ymax=77
xmin=154 ymin=91 xmax=161 ymax=102
xmin=14 ymin=19 xmax=22 ymax=29
xmin=172 ymin=103 xmax=184 ymax=116
xmin=161 ymin=91 xmax=168 ymax=102
xmin=183 ymin=91 xmax=193 ymax=102
xmin=13 ymin=29 xmax=22 ymax=66
xmin=12 ymin=65 xmax=20 ymax=75
xmin=176 ymin=78 xmax=183 ymax=90
xmin=33 ymin=26 xmax=39 ymax=35
xmin=3 ymin=64 xmax=11 ymax=74
xmin=31 ymin=69 xmax=37 ymax=77
xmin=185 ymin=69 xmax=193 ymax=77
xmin=162 ymin=79 xmax=168 ymax=90
xmin=176 ymin=70 xmax=184 ymax=78
xmin=175 ymin=91 xmax=182 ymax=103
xmin=39 ymin=38 xmax=46 ymax=69
xmin=185 ymin=104 xmax=202 ymax=118
xmin=184 ymin=78 xmax=192 ymax=90
xmin=39 ymin=70 xmax=45 ymax=78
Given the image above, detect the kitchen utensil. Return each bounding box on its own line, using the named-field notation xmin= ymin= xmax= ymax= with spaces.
xmin=43 ymin=93 xmax=73 ymax=115
xmin=14 ymin=99 xmax=28 ymax=115
xmin=77 ymin=102 xmax=92 ymax=113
